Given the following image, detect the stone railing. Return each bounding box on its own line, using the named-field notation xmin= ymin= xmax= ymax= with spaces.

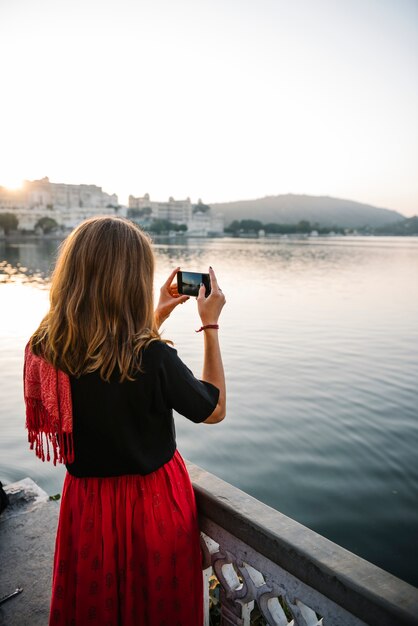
xmin=186 ymin=462 xmax=418 ymax=626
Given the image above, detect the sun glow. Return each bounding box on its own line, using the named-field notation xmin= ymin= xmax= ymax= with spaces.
xmin=0 ymin=177 xmax=23 ymax=191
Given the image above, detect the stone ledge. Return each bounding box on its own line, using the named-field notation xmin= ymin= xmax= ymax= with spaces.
xmin=0 ymin=478 xmax=60 ymax=626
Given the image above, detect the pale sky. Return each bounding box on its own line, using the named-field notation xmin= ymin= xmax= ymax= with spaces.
xmin=0 ymin=0 xmax=417 ymax=215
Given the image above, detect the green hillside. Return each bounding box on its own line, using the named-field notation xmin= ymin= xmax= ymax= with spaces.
xmin=211 ymin=194 xmax=404 ymax=228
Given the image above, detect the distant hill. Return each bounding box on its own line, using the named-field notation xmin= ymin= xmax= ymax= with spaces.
xmin=211 ymin=194 xmax=404 ymax=228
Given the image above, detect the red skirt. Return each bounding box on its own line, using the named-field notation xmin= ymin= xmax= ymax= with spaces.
xmin=49 ymin=450 xmax=203 ymax=626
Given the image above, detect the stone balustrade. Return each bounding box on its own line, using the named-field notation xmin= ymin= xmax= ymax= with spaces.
xmin=186 ymin=462 xmax=418 ymax=626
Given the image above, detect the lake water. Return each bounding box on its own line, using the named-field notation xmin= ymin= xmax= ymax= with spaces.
xmin=1 ymin=235 xmax=418 ymax=587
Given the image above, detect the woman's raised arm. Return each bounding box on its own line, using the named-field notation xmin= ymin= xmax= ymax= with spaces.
xmin=196 ymin=267 xmax=226 ymax=424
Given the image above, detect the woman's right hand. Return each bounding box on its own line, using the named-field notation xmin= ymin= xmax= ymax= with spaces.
xmin=197 ymin=267 xmax=226 ymax=325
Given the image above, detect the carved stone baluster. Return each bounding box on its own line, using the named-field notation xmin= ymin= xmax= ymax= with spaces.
xmin=241 ymin=564 xmax=290 ymax=626
xmin=215 ymin=562 xmax=254 ymax=626
xmin=201 ymin=533 xmax=255 ymax=625
xmin=219 ymin=588 xmax=253 ymax=626
xmin=286 ymin=598 xmax=323 ymax=626
xmin=257 ymin=592 xmax=290 ymax=626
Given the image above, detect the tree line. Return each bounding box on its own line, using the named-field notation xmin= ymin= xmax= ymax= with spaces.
xmin=224 ymin=219 xmax=345 ymax=235
xmin=225 ymin=217 xmax=418 ymax=236
xmin=1 ymin=211 xmax=417 ymax=237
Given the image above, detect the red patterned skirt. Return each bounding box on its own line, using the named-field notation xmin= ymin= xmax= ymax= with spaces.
xmin=49 ymin=450 xmax=203 ymax=626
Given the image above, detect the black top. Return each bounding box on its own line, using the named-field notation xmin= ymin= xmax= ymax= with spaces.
xmin=65 ymin=341 xmax=219 ymax=477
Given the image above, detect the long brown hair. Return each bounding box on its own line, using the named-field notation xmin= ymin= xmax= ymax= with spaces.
xmin=30 ymin=216 xmax=161 ymax=381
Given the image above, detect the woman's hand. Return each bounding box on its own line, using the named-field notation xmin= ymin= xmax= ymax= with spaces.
xmin=154 ymin=267 xmax=189 ymax=328
xmin=197 ymin=267 xmax=226 ymax=326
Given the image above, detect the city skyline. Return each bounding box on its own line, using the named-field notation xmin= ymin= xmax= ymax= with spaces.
xmin=1 ymin=0 xmax=417 ymax=216
xmin=0 ymin=175 xmax=412 ymax=218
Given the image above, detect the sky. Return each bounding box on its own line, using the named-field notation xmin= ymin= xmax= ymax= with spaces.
xmin=0 ymin=0 xmax=417 ymax=216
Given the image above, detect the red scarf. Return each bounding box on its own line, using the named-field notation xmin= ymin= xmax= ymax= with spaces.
xmin=24 ymin=344 xmax=74 ymax=465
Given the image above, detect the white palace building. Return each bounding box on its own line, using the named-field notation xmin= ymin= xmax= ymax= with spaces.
xmin=0 ymin=178 xmax=118 ymax=231
xmin=0 ymin=179 xmax=224 ymax=236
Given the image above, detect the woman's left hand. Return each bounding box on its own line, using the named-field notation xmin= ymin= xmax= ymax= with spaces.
xmin=155 ymin=267 xmax=189 ymax=328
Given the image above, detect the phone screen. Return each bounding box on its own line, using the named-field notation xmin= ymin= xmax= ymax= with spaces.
xmin=177 ymin=271 xmax=211 ymax=297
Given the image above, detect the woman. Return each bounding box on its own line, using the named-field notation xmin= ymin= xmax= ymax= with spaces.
xmin=24 ymin=216 xmax=226 ymax=626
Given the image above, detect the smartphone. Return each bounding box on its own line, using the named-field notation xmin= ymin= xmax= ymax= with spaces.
xmin=177 ymin=271 xmax=211 ymax=297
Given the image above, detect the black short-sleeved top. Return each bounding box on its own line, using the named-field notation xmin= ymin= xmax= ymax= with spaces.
xmin=65 ymin=341 xmax=219 ymax=477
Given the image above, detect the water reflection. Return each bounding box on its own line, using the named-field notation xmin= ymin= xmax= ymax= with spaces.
xmin=2 ymin=235 xmax=417 ymax=285
xmin=0 ymin=240 xmax=60 ymax=286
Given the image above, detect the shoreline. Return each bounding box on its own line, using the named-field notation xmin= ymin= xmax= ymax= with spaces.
xmin=1 ymin=232 xmax=418 ymax=244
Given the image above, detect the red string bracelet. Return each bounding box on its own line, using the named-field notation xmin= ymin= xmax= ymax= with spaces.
xmin=195 ymin=324 xmax=219 ymax=333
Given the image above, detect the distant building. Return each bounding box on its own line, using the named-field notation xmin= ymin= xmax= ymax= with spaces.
xmin=188 ymin=210 xmax=211 ymax=236
xmin=128 ymin=194 xmax=193 ymax=225
xmin=188 ymin=209 xmax=224 ymax=236
xmin=128 ymin=193 xmax=152 ymax=210
xmin=128 ymin=194 xmax=224 ymax=236
xmin=24 ymin=177 xmax=118 ymax=211
xmin=0 ymin=186 xmax=26 ymax=211
xmin=0 ymin=177 xmax=118 ymax=230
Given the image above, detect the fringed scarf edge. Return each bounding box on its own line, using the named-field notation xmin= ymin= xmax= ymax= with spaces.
xmin=25 ymin=398 xmax=74 ymax=465
xmin=24 ymin=345 xmax=74 ymax=465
